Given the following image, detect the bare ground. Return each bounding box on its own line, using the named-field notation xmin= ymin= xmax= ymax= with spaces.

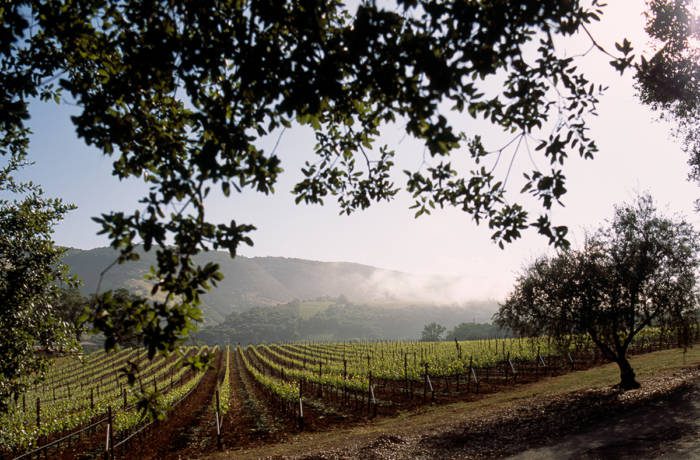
xmin=509 ymin=378 xmax=700 ymax=460
xmin=116 ymin=350 xmax=223 ymax=460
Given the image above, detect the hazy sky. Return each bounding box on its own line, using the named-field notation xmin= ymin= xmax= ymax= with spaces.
xmin=19 ymin=1 xmax=700 ymax=301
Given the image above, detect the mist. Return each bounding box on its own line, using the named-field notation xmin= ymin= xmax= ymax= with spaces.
xmin=345 ymin=268 xmax=503 ymax=309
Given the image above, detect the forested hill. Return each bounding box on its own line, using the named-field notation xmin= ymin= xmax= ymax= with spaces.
xmin=196 ymin=299 xmax=501 ymax=344
xmin=62 ymin=247 xmax=487 ymax=326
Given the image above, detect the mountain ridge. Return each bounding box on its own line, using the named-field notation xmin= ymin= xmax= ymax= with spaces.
xmin=62 ymin=246 xmax=487 ymax=326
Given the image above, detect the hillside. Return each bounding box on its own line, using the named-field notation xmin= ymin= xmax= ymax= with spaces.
xmin=195 ymin=299 xmax=501 ymax=344
xmin=63 ymin=247 xmax=493 ymax=326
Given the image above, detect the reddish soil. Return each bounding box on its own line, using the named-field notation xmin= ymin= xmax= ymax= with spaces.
xmin=238 ymin=348 xmax=330 ymax=433
xmin=110 ymin=350 xmax=222 ymax=460
xmin=220 ymin=349 xmax=291 ymax=448
xmin=205 ymin=347 xmax=364 ymax=458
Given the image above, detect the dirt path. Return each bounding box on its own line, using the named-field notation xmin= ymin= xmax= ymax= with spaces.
xmin=124 ymin=349 xmax=222 ymax=460
xmin=217 ymin=348 xmax=287 ymax=449
xmin=154 ymin=349 xmax=225 ymax=459
xmin=509 ymin=380 xmax=700 ymax=460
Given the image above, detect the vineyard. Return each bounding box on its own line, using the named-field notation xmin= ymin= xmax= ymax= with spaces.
xmin=0 ymin=330 xmax=685 ymax=459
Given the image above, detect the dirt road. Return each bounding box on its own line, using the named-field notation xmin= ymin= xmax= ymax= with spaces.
xmin=509 ymin=380 xmax=700 ymax=460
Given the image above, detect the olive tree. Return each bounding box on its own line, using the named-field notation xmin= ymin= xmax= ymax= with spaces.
xmin=496 ymin=195 xmax=700 ymax=389
xmin=54 ymin=286 xmax=89 ymax=343
xmin=0 ymin=151 xmax=77 ymax=412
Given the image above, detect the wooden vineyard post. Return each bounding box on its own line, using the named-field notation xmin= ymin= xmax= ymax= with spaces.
xmin=123 ymin=388 xmax=127 ymax=409
xmin=104 ymin=406 xmax=113 ymax=460
xmin=368 ymin=372 xmax=377 ymax=418
xmin=318 ymin=362 xmax=323 ymax=397
xmin=468 ymin=356 xmax=479 ymax=394
xmin=567 ymin=352 xmax=574 ymax=371
xmin=504 ymin=352 xmax=509 ymax=383
xmin=343 ymin=358 xmax=348 ymax=406
xmin=403 ymin=353 xmax=410 ymax=400
xmin=372 ymin=383 xmax=377 ymax=419
xmin=539 ymin=353 xmax=548 ymax=376
xmin=22 ymin=393 xmax=25 ymax=412
xmin=110 ymin=405 xmax=114 ymax=459
xmin=429 ymin=373 xmax=435 ymax=401
xmin=91 ymin=388 xmax=94 ymax=410
xmin=508 ymin=354 xmax=517 ymax=384
xmin=298 ymin=379 xmax=305 ymax=431
xmin=367 ymin=371 xmax=372 ymax=416
xmin=466 ymin=357 xmax=472 ymax=392
xmin=215 ymin=388 xmax=222 ymax=449
xmin=423 ymin=363 xmax=428 ymax=400
xmin=36 ymin=396 xmax=40 ymax=429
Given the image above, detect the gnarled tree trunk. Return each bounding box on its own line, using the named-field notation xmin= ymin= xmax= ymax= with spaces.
xmin=616 ymin=356 xmax=640 ymax=390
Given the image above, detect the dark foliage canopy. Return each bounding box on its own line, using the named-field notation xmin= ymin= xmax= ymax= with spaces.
xmin=445 ymin=322 xmax=511 ymax=341
xmin=635 ymin=0 xmax=700 ymax=195
xmin=2 ymin=0 xmax=632 ymax=357
xmin=54 ymin=285 xmax=89 ymax=342
xmin=6 ymin=0 xmax=699 ymax=404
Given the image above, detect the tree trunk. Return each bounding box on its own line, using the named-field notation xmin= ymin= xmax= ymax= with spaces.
xmin=616 ymin=356 xmax=640 ymax=390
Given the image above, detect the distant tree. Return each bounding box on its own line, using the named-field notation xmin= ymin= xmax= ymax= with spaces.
xmin=55 ymin=286 xmax=88 ymax=342
xmin=87 ymin=288 xmax=161 ymax=350
xmin=496 ymin=195 xmax=700 ymax=389
xmin=0 ymin=151 xmax=76 ymax=414
xmin=421 ymin=322 xmax=447 ymax=342
xmin=446 ymin=322 xmax=511 ymax=341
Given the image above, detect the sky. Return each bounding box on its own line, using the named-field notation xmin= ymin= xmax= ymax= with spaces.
xmin=19 ymin=1 xmax=700 ymax=302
